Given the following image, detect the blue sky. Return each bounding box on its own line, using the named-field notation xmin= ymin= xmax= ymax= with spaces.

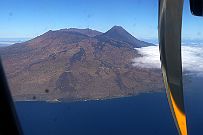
xmin=0 ymin=0 xmax=202 ymax=40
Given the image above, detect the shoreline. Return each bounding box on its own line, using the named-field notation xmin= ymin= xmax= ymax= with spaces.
xmin=14 ymin=90 xmax=164 ymax=103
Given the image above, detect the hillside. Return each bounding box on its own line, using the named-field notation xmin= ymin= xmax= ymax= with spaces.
xmin=0 ymin=26 xmax=163 ymax=101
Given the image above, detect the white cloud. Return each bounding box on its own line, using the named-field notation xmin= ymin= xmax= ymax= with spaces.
xmin=132 ymin=46 xmax=161 ymax=69
xmin=132 ymin=45 xmax=203 ymax=76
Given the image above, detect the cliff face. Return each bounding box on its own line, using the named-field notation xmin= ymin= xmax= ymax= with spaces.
xmin=0 ymin=26 xmax=163 ymax=101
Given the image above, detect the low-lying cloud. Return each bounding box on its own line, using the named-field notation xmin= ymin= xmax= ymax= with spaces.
xmin=132 ymin=45 xmax=203 ymax=76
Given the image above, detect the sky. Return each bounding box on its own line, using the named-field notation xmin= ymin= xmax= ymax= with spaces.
xmin=0 ymin=0 xmax=203 ymax=40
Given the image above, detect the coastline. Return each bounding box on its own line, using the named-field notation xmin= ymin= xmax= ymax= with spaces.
xmin=14 ymin=89 xmax=164 ymax=103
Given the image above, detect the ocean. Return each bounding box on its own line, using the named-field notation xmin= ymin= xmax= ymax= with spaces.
xmin=15 ymin=76 xmax=203 ymax=135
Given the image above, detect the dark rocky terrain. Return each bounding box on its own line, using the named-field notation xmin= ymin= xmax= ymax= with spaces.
xmin=0 ymin=26 xmax=163 ymax=101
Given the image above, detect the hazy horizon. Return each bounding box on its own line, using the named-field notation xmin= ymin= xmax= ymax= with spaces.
xmin=1 ymin=25 xmax=203 ymax=46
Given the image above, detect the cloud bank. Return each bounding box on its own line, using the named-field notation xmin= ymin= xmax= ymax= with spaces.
xmin=132 ymin=45 xmax=203 ymax=76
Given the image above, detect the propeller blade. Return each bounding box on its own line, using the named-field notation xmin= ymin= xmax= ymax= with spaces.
xmin=158 ymin=0 xmax=188 ymax=134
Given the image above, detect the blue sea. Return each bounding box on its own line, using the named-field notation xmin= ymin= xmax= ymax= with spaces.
xmin=15 ymin=76 xmax=203 ymax=135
